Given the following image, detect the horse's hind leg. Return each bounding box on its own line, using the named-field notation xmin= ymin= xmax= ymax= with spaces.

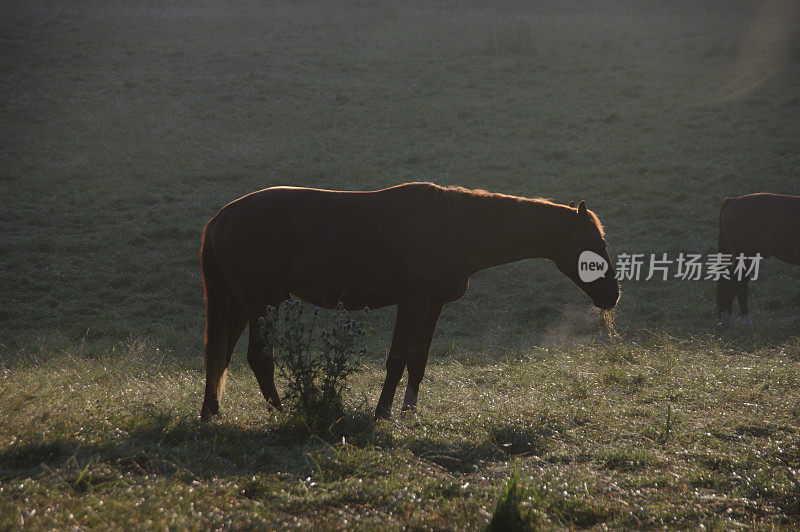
xmin=717 ymin=278 xmax=736 ymax=328
xmin=402 ymin=305 xmax=443 ymax=413
xmin=247 ymin=318 xmax=283 ymax=411
xmin=227 ymin=272 xmax=288 ymax=412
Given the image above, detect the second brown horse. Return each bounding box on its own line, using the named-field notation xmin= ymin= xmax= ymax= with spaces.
xmin=717 ymin=193 xmax=800 ymax=326
xmin=200 ymin=183 xmax=619 ymax=420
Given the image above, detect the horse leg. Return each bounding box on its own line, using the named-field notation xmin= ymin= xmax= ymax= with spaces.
xmin=375 ymin=296 xmax=431 ymax=420
xmin=736 ymin=277 xmax=752 ymax=326
xmin=226 ymin=316 xmax=248 ymax=366
xmin=717 ymin=277 xmax=735 ymax=328
xmin=401 ymin=305 xmax=443 ymax=413
xmin=246 ymin=319 xmax=283 ymax=411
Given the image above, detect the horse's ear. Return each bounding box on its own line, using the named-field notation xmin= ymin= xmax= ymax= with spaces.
xmin=577 ymin=200 xmax=588 ymax=218
xmin=568 ymin=201 xmax=576 ymax=208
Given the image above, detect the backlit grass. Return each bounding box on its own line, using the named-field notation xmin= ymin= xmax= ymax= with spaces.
xmin=2 ymin=335 xmax=799 ymax=528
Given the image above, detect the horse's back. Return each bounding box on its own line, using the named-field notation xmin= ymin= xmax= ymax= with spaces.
xmin=205 ymin=184 xmax=453 ymax=310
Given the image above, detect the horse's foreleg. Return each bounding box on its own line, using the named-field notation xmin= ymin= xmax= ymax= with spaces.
xmin=375 ymin=297 xmax=431 ymax=420
xmin=246 ymin=320 xmax=283 ymax=411
xmin=736 ymin=277 xmax=752 ymax=326
xmin=401 ymin=305 xmax=443 ymax=413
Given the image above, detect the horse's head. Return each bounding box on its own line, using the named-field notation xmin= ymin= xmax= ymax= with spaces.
xmin=553 ymin=200 xmax=619 ymax=310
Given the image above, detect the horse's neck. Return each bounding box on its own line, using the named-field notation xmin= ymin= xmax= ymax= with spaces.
xmin=455 ymin=197 xmax=575 ymax=273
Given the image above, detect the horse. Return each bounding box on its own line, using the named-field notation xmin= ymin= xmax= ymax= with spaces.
xmin=199 ymin=182 xmax=619 ymax=421
xmin=717 ymin=193 xmax=800 ymax=327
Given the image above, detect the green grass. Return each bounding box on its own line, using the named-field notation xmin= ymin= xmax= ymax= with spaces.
xmin=2 ymin=336 xmax=799 ymax=528
xmin=2 ymin=0 xmax=800 ymax=528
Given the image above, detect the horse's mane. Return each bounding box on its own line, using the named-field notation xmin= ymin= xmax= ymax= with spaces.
xmin=417 ymin=182 xmax=605 ymax=236
xmin=443 ymin=185 xmax=550 ymax=206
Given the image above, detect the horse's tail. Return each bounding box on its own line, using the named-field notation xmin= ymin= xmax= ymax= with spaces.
xmin=717 ymin=197 xmax=735 ymax=319
xmin=718 ymin=197 xmax=734 ymax=253
xmin=200 ymin=221 xmax=235 ymax=420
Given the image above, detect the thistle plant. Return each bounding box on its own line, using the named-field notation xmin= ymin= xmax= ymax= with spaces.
xmin=258 ymin=300 xmax=367 ymax=432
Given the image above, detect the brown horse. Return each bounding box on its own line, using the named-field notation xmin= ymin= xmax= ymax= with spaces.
xmin=717 ymin=193 xmax=800 ymax=327
xmin=200 ymin=182 xmax=619 ymax=421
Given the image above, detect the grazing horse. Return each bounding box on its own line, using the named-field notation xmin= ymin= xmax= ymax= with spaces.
xmin=717 ymin=193 xmax=800 ymax=327
xmin=200 ymin=182 xmax=619 ymax=421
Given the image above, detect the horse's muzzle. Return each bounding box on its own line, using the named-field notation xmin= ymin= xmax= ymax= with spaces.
xmin=593 ymin=287 xmax=620 ymax=310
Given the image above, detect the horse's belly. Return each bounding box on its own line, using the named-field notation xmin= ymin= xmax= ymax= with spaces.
xmin=761 ymin=224 xmax=800 ymax=265
xmin=286 ymin=227 xmax=403 ymax=309
xmin=289 ymin=281 xmax=397 ymax=310
xmin=288 ymin=267 xmax=399 ymax=310
xmin=769 ymin=247 xmax=800 ymax=266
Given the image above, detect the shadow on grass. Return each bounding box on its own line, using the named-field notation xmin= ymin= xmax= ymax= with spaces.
xmin=0 ymin=406 xmax=566 ymax=484
xmin=408 ymin=421 xmax=558 ymax=474
xmin=0 ymin=408 xmax=378 ymax=483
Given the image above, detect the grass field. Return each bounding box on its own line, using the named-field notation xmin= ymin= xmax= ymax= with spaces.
xmin=2 ymin=0 xmax=800 ymax=529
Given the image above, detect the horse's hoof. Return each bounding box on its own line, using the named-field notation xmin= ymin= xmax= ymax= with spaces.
xmin=717 ymin=312 xmax=732 ymax=330
xmin=200 ymin=402 xmax=219 ymax=421
xmin=740 ymin=314 xmax=753 ymax=327
xmin=374 ymin=407 xmax=391 ymax=421
xmin=267 ymin=400 xmax=284 ymax=413
xmin=400 ymin=404 xmax=417 ymax=417
xmin=399 ymin=410 xmax=417 ymax=422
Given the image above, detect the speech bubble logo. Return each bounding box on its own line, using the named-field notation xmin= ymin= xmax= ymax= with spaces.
xmin=578 ymin=250 xmax=609 ymax=283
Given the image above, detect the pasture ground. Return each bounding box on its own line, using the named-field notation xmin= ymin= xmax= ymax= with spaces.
xmin=2 ymin=0 xmax=800 ymax=529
